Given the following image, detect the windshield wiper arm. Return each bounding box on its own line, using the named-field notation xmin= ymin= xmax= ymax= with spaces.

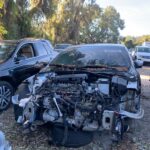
xmin=49 ymin=64 xmax=122 ymax=72
xmin=49 ymin=64 xmax=76 ymax=69
xmin=77 ymin=65 xmax=118 ymax=71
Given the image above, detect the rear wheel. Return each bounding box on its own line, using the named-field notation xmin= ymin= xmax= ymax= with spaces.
xmin=0 ymin=81 xmax=14 ymax=112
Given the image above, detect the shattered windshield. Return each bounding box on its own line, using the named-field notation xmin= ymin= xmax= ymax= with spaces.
xmin=51 ymin=45 xmax=131 ymax=69
xmin=0 ymin=41 xmax=17 ymax=63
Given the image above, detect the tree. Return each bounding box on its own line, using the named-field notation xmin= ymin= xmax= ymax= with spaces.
xmin=2 ymin=0 xmax=19 ymax=39
xmin=121 ymin=35 xmax=150 ymax=47
xmin=1 ymin=0 xmax=33 ymax=39
xmin=100 ymin=6 xmax=124 ymax=43
xmin=0 ymin=0 xmax=7 ymax=39
xmin=135 ymin=35 xmax=150 ymax=45
xmin=16 ymin=0 xmax=33 ymax=38
xmin=29 ymin=0 xmax=60 ymax=42
xmin=121 ymin=36 xmax=136 ymax=49
xmin=28 ymin=0 xmax=103 ymax=43
xmin=0 ymin=1 xmax=125 ymax=43
xmin=80 ymin=6 xmax=124 ymax=43
xmin=79 ymin=2 xmax=102 ymax=43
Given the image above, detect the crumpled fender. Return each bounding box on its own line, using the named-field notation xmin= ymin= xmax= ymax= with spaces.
xmin=119 ymin=107 xmax=144 ymax=119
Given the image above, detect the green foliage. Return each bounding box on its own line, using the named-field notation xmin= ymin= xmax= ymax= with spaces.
xmin=0 ymin=0 xmax=7 ymax=39
xmin=0 ymin=24 xmax=7 ymax=38
xmin=121 ymin=35 xmax=150 ymax=48
xmin=0 ymin=0 xmax=125 ymax=43
xmin=80 ymin=6 xmax=124 ymax=43
xmin=121 ymin=36 xmax=136 ymax=49
xmin=135 ymin=35 xmax=150 ymax=45
xmin=100 ymin=6 xmax=124 ymax=43
xmin=2 ymin=0 xmax=33 ymax=39
xmin=0 ymin=0 xmax=4 ymax=9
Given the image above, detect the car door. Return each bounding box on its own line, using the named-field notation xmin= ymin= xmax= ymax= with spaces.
xmin=12 ymin=43 xmax=39 ymax=84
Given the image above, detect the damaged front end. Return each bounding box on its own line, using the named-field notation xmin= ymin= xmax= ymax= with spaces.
xmin=12 ymin=69 xmax=144 ymax=147
xmin=12 ymin=44 xmax=144 ymax=147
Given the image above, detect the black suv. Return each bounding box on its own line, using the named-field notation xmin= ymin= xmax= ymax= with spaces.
xmin=0 ymin=38 xmax=57 ymax=111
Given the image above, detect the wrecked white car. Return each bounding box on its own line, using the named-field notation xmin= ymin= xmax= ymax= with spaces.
xmin=12 ymin=44 xmax=144 ymax=147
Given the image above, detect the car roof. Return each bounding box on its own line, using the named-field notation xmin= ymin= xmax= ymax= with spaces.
xmin=55 ymin=43 xmax=72 ymax=45
xmin=69 ymin=43 xmax=126 ymax=49
xmin=18 ymin=38 xmax=49 ymax=43
xmin=0 ymin=38 xmax=49 ymax=45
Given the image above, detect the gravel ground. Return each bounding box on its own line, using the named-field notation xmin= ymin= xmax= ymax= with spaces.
xmin=0 ymin=67 xmax=150 ymax=150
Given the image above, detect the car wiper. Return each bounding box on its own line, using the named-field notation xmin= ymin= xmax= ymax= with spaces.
xmin=49 ymin=64 xmax=127 ymax=72
xmin=77 ymin=65 xmax=118 ymax=71
xmin=49 ymin=64 xmax=76 ymax=69
xmin=50 ymin=64 xmax=115 ymax=70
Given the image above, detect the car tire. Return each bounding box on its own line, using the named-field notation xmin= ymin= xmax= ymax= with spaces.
xmin=13 ymin=83 xmax=29 ymax=121
xmin=0 ymin=81 xmax=14 ymax=112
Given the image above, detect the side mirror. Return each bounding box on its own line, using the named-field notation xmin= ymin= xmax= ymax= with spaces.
xmin=134 ymin=59 xmax=143 ymax=68
xmin=14 ymin=56 xmax=26 ymax=62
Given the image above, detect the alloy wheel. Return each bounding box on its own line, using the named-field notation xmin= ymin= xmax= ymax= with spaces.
xmin=0 ymin=85 xmax=12 ymax=110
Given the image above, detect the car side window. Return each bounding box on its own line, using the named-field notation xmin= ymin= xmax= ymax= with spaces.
xmin=17 ymin=44 xmax=34 ymax=59
xmin=35 ymin=42 xmax=48 ymax=56
xmin=43 ymin=42 xmax=53 ymax=54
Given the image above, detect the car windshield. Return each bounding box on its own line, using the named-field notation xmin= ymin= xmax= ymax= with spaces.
xmin=0 ymin=41 xmax=17 ymax=63
xmin=51 ymin=45 xmax=131 ymax=69
xmin=55 ymin=44 xmax=71 ymax=49
xmin=137 ymin=46 xmax=150 ymax=53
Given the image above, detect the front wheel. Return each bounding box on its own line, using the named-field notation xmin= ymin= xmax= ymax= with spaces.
xmin=0 ymin=81 xmax=14 ymax=112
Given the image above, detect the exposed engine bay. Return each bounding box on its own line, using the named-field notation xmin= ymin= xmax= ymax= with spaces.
xmin=12 ymin=71 xmax=144 ymax=146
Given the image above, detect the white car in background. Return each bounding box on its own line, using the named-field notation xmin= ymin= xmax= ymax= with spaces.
xmin=135 ymin=46 xmax=150 ymax=63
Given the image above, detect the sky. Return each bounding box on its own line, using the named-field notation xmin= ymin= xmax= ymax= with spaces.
xmin=97 ymin=0 xmax=150 ymax=36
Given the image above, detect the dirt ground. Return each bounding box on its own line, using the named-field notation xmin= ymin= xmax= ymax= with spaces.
xmin=0 ymin=67 xmax=150 ymax=150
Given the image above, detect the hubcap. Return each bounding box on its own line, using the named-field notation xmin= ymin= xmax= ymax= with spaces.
xmin=0 ymin=86 xmax=11 ymax=110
